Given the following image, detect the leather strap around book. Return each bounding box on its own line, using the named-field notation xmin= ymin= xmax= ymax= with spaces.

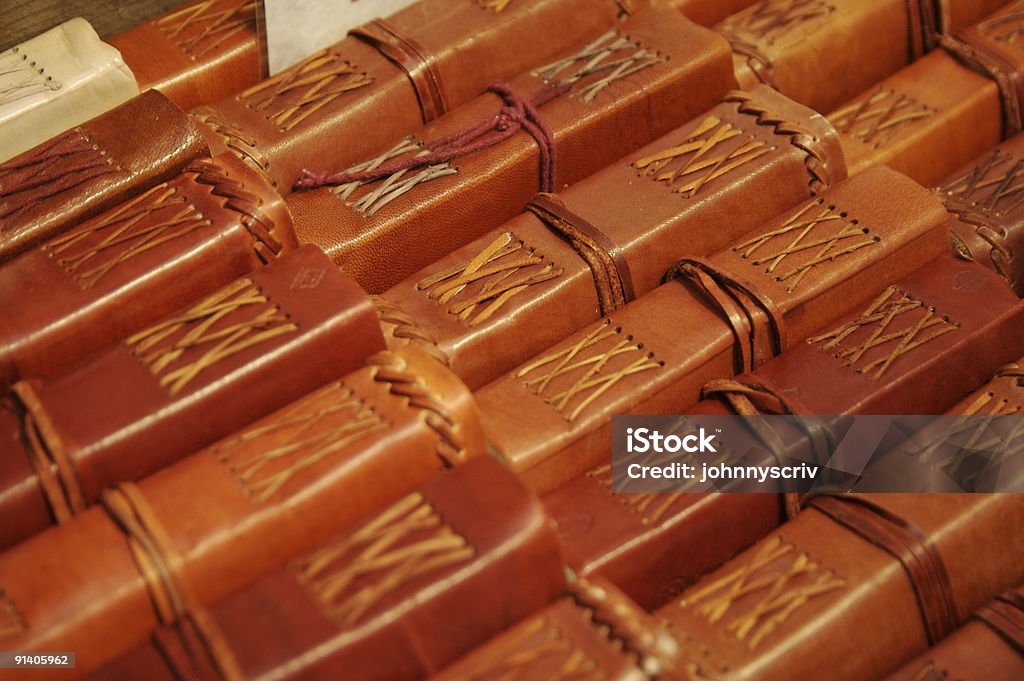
xmin=975 ymin=588 xmax=1024 ymax=655
xmin=377 ymin=84 xmax=845 ymax=389
xmin=0 ymin=90 xmax=209 ymax=263
xmin=0 ymin=152 xmax=296 ymax=390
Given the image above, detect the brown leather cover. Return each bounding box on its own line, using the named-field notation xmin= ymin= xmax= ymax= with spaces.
xmin=0 ymin=347 xmax=491 ymax=679
xmin=194 ymin=0 xmax=650 ymax=191
xmin=925 ymin=0 xmax=1016 ymax=40
xmin=426 ymin=577 xmax=681 ymax=681
xmin=717 ymin=0 xmax=928 ymax=115
xmin=476 ymin=165 xmax=950 ymax=493
xmin=947 ymin=358 xmax=1024 ymax=414
xmin=0 ymin=153 xmax=296 ymax=390
xmin=829 ymin=49 xmax=1001 ymax=186
xmin=0 ymin=90 xmax=210 ymax=263
xmin=0 ymin=245 xmax=385 ymax=550
xmin=671 ymin=0 xmax=761 ymax=26
xmin=657 ymin=494 xmax=1024 ymax=681
xmin=108 ymin=0 xmax=263 ymax=111
xmin=378 ymin=84 xmax=846 ymax=389
xmin=288 ymin=7 xmax=736 ymax=293
xmin=86 ymin=455 xmax=563 ymax=681
xmin=881 ymin=585 xmax=1024 ymax=681
xmin=939 ymin=129 xmax=1024 ymax=295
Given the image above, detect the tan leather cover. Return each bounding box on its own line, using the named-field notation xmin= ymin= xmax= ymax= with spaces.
xmin=829 ymin=49 xmax=1001 ymax=186
xmin=379 ymin=85 xmax=846 ymax=389
xmin=0 ymin=153 xmax=295 ymax=389
xmin=0 ymin=347 xmax=490 ymax=680
xmin=670 ymin=0 xmax=760 ymax=26
xmin=657 ymin=494 xmax=1024 ymax=681
xmin=194 ymin=0 xmax=651 ymax=191
xmin=108 ymin=0 xmax=263 ymax=111
xmin=939 ymin=129 xmax=1024 ymax=295
xmin=0 ymin=18 xmax=139 ymax=163
xmin=0 ymin=90 xmax=210 ymax=263
xmin=0 ymin=245 xmax=385 ymax=550
xmin=289 ymin=7 xmax=736 ymax=293
xmin=476 ymin=166 xmax=949 ymax=493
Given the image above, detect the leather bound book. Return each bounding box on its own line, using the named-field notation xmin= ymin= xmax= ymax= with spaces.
xmin=192 ymin=0 xmax=653 ymax=191
xmin=107 ymin=0 xmax=263 ymax=112
xmin=475 ymin=165 xmax=949 ymax=493
xmin=881 ymin=584 xmax=1024 ymax=681
xmin=674 ymin=0 xmax=761 ymax=27
xmin=715 ymin=0 xmax=930 ymax=116
xmin=938 ymin=130 xmax=1024 ymax=296
xmin=287 ymin=7 xmax=735 ymax=294
xmin=827 ymin=48 xmax=1000 ymax=186
xmin=377 ymin=84 xmax=846 ymax=389
xmin=85 ymin=456 xmax=562 ymax=681
xmin=0 ymin=18 xmax=139 ymax=163
xmin=424 ymin=577 xmax=681 ymax=681
xmin=656 ymin=494 xmax=1024 ymax=681
xmin=924 ymin=0 xmax=1016 ymax=44
xmin=0 ymin=153 xmax=295 ymax=389
xmin=0 ymin=245 xmax=384 ymax=550
xmin=0 ymin=90 xmax=210 ymax=264
xmin=0 ymin=347 xmax=491 ymax=679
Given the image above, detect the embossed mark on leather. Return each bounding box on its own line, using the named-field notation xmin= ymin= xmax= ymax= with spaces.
xmin=330 ymin=137 xmax=457 ymax=216
xmin=830 ymin=88 xmax=936 ymax=148
xmin=733 ymin=198 xmax=879 ymax=293
xmin=43 ymin=183 xmax=208 ymax=289
xmin=0 ymin=45 xmax=61 ymax=107
xmin=679 ymin=535 xmax=845 ymax=650
xmin=125 ymin=277 xmax=299 ymax=396
xmin=215 ymin=384 xmax=388 ymax=503
xmin=977 ymin=7 xmax=1024 ymax=48
xmin=0 ymin=126 xmax=118 ymax=228
xmin=806 ymin=285 xmax=960 ymax=380
xmin=473 ymin=0 xmax=513 ymax=11
xmin=293 ymin=491 xmax=475 ymax=626
xmin=633 ymin=115 xmax=771 ymax=198
xmin=156 ymin=0 xmax=258 ymax=59
xmin=516 ymin=319 xmax=662 ymax=422
xmin=532 ymin=30 xmax=667 ymax=104
xmin=417 ymin=231 xmax=562 ymax=326
xmin=237 ymin=49 xmax=373 ymax=132
xmin=0 ymin=589 xmax=24 ymax=639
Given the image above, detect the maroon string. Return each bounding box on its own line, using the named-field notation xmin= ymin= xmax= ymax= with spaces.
xmin=293 ymin=80 xmax=569 ymax=192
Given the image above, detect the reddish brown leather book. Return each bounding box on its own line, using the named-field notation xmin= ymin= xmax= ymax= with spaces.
xmin=0 ymin=245 xmax=384 ymax=550
xmin=657 ymin=494 xmax=1024 ymax=681
xmin=108 ymin=0 xmax=263 ymax=112
xmin=286 ymin=7 xmax=736 ymax=293
xmin=377 ymin=84 xmax=845 ymax=389
xmin=0 ymin=152 xmax=296 ymax=390
xmin=84 ymin=456 xmax=562 ymax=681
xmin=0 ymin=90 xmax=210 ymax=263
xmin=0 ymin=347 xmax=492 ymax=679
xmin=475 ymin=165 xmax=950 ymax=493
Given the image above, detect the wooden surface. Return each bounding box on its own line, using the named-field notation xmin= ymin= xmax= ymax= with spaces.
xmin=1 ymin=0 xmax=189 ymax=52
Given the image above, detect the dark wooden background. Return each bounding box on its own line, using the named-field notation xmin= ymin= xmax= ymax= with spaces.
xmin=1 ymin=0 xmax=190 ymax=52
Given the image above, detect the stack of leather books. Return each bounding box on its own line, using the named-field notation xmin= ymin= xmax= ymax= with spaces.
xmin=1 ymin=0 xmax=1023 ymax=679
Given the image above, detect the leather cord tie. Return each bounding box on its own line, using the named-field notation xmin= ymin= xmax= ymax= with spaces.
xmin=153 ymin=608 xmax=247 ymax=681
xmin=973 ymin=589 xmax=1024 ymax=656
xmin=808 ymin=495 xmax=960 ymax=644
xmin=665 ymin=257 xmax=787 ymax=372
xmin=294 ymin=81 xmax=567 ymax=192
xmin=351 ymin=19 xmax=449 ymax=123
xmin=526 ymin=192 xmax=635 ymax=315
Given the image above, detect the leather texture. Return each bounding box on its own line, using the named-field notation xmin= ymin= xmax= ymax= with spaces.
xmin=0 ymin=152 xmax=295 ymax=389
xmin=193 ymin=0 xmax=650 ymax=191
xmin=0 ymin=89 xmax=210 ymax=263
xmin=939 ymin=128 xmax=1024 ymax=296
xmin=657 ymin=494 xmax=1024 ymax=681
xmin=108 ymin=0 xmax=263 ymax=111
xmin=378 ymin=84 xmax=846 ymax=389
xmin=0 ymin=18 xmax=139 ymax=163
xmin=0 ymin=347 xmax=491 ymax=680
xmin=476 ymin=166 xmax=951 ymax=493
xmin=288 ymin=6 xmax=736 ymax=293
xmin=670 ymin=0 xmax=761 ymax=26
xmin=0 ymin=245 xmax=384 ymax=550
